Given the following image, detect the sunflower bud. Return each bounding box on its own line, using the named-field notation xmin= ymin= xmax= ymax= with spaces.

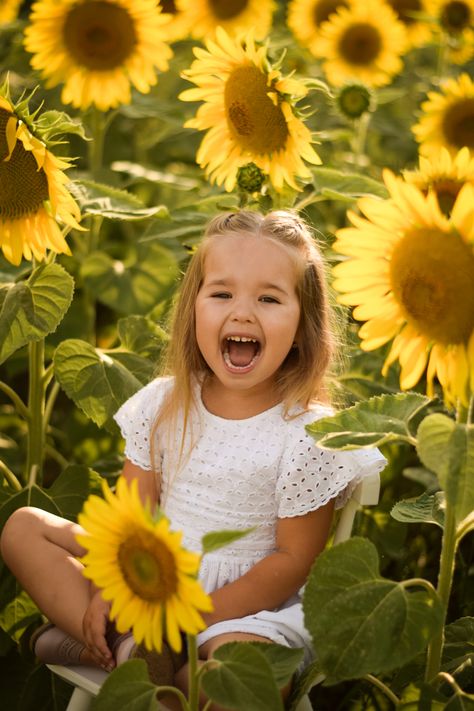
xmin=336 ymin=83 xmax=374 ymax=119
xmin=237 ymin=162 xmax=266 ymax=194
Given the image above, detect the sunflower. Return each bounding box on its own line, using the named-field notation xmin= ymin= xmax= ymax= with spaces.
xmin=385 ymin=0 xmax=433 ymax=47
xmin=158 ymin=0 xmax=192 ymax=42
xmin=412 ymin=74 xmax=474 ymax=157
xmin=404 ymin=146 xmax=474 ymax=215
xmin=0 ymin=0 xmax=22 ymax=23
xmin=312 ymin=0 xmax=408 ymax=87
xmin=426 ymin=0 xmax=474 ymax=63
xmin=332 ymin=169 xmax=474 ymax=406
xmin=287 ymin=0 xmax=351 ymax=55
xmin=77 ymin=478 xmax=213 ymax=653
xmin=24 ymin=0 xmax=173 ymax=111
xmin=177 ymin=0 xmax=275 ymax=40
xmin=0 ymin=91 xmax=83 ymax=266
xmin=179 ymin=27 xmax=321 ymax=192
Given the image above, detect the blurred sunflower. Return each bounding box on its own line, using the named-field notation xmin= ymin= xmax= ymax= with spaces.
xmin=158 ymin=0 xmax=191 ymax=42
xmin=333 ymin=170 xmax=474 ymax=406
xmin=179 ymin=27 xmax=322 ymax=192
xmin=0 ymin=90 xmax=83 ymax=266
xmin=0 ymin=0 xmax=22 ymax=23
xmin=77 ymin=478 xmax=213 ymax=653
xmin=287 ymin=0 xmax=350 ymax=55
xmin=312 ymin=0 xmax=408 ymax=87
xmin=24 ymin=0 xmax=173 ymax=111
xmin=177 ymin=0 xmax=275 ymax=40
xmin=404 ymin=146 xmax=474 ymax=215
xmin=386 ymin=0 xmax=433 ymax=47
xmin=426 ymin=0 xmax=474 ymax=63
xmin=412 ymin=74 xmax=474 ymax=157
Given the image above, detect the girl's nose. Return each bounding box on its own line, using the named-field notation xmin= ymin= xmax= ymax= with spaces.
xmin=230 ymin=298 xmax=255 ymax=323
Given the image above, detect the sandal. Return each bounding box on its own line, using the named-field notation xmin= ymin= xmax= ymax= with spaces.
xmin=30 ymin=622 xmax=85 ymax=665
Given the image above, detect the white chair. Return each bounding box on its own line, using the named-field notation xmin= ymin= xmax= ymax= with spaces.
xmin=48 ymin=471 xmax=381 ymax=711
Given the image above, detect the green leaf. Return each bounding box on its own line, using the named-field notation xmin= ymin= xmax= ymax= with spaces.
xmin=91 ymin=659 xmax=159 ymax=711
xmin=53 ymin=339 xmax=142 ymax=428
xmin=117 ymin=316 xmax=169 ymax=360
xmin=246 ymin=643 xmax=303 ymax=688
xmin=306 ymin=393 xmax=431 ymax=450
xmin=417 ymin=414 xmax=474 ymax=525
xmin=442 ymin=617 xmax=474 ymax=686
xmin=0 ymin=263 xmax=74 ymax=364
xmin=48 ymin=465 xmax=102 ymax=519
xmin=287 ymin=659 xmax=325 ymax=711
xmin=0 ymin=591 xmax=40 ymax=642
xmin=201 ymin=528 xmax=255 ymax=554
xmin=35 ymin=110 xmax=87 ymax=142
xmin=311 ymin=167 xmax=389 ymax=200
xmin=74 ymin=179 xmax=168 ymax=221
xmin=81 ymin=243 xmax=178 ymax=315
xmin=391 ymin=492 xmax=445 ymax=529
xmin=202 ymin=643 xmax=284 ymax=711
xmin=0 ymin=485 xmax=61 ymax=531
xmin=303 ymin=537 xmax=443 ymax=683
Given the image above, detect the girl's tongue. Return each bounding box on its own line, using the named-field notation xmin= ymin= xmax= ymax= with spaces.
xmin=226 ymin=340 xmax=259 ymax=367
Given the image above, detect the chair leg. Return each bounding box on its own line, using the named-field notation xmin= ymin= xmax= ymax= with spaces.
xmin=65 ymin=687 xmax=94 ymax=711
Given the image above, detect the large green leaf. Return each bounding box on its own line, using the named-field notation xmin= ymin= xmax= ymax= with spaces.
xmin=53 ymin=339 xmax=142 ymax=428
xmin=48 ymin=465 xmax=102 ymax=520
xmin=0 ymin=591 xmax=40 ymax=642
xmin=201 ymin=528 xmax=255 ymax=554
xmin=391 ymin=492 xmax=445 ymax=529
xmin=74 ymin=179 xmax=168 ymax=221
xmin=91 ymin=660 xmax=159 ymax=711
xmin=201 ymin=643 xmax=284 ymax=711
xmin=81 ymin=242 xmax=178 ymax=315
xmin=117 ymin=316 xmax=169 ymax=360
xmin=417 ymin=415 xmax=474 ymax=526
xmin=306 ymin=393 xmax=431 ymax=449
xmin=0 ymin=263 xmax=74 ymax=364
xmin=303 ymin=537 xmax=443 ymax=683
xmin=442 ymin=617 xmax=474 ymax=687
xmin=311 ymin=166 xmax=389 ymax=200
xmin=0 ymin=485 xmax=61 ymax=531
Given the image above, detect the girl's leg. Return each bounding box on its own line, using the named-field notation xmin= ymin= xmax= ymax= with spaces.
xmin=0 ymin=506 xmax=91 ymax=647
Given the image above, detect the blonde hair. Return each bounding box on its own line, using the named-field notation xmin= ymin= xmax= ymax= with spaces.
xmin=153 ymin=210 xmax=336 ymax=463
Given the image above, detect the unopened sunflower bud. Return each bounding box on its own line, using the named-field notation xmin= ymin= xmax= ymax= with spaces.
xmin=237 ymin=162 xmax=266 ymax=193
xmin=336 ymin=83 xmax=374 ymax=119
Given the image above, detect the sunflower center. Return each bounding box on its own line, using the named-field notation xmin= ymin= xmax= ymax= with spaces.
xmin=63 ymin=0 xmax=137 ymax=71
xmin=118 ymin=530 xmax=178 ymax=602
xmin=390 ymin=227 xmax=474 ymax=344
xmin=440 ymin=1 xmax=471 ymax=32
xmin=0 ymin=109 xmax=49 ymax=220
xmin=339 ymin=24 xmax=382 ymax=65
xmin=209 ymin=0 xmax=248 ymax=20
xmin=225 ymin=65 xmax=289 ymax=154
xmin=387 ymin=0 xmax=422 ymax=25
xmin=313 ymin=0 xmax=349 ymax=26
xmin=442 ymin=98 xmax=474 ymax=150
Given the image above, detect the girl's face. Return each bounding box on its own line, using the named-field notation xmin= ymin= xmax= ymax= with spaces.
xmin=195 ymin=233 xmax=301 ymax=403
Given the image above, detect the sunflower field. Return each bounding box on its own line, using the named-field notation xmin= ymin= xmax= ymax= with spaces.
xmin=0 ymin=0 xmax=473 ymax=709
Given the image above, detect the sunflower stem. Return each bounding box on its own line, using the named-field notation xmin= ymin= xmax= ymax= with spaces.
xmin=187 ymin=634 xmax=200 ymax=711
xmin=26 ymin=339 xmax=46 ymax=486
xmin=425 ymin=503 xmax=458 ymax=682
xmin=0 ymin=380 xmax=29 ymax=420
xmin=87 ymin=107 xmax=106 ymax=180
xmin=362 ymin=674 xmax=400 ymax=706
xmin=351 ymin=112 xmax=370 ymax=168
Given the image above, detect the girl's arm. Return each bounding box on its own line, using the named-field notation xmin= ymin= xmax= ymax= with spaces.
xmin=203 ymin=499 xmax=336 ymax=626
xmin=121 ymin=459 xmax=160 ymax=507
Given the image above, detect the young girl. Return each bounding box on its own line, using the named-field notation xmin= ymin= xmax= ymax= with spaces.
xmin=1 ymin=211 xmax=385 ymax=706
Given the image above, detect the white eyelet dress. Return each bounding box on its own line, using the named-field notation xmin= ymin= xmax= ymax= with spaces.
xmin=114 ymin=377 xmax=387 ymax=666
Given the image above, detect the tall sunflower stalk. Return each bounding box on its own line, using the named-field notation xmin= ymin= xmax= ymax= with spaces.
xmin=77 ymin=478 xmax=215 ymax=711
xmin=330 ymin=165 xmax=474 ymax=690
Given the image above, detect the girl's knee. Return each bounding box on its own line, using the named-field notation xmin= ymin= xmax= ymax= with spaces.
xmin=1 ymin=507 xmax=48 ymax=559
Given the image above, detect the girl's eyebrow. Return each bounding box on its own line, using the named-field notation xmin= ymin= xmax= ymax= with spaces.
xmin=205 ymin=277 xmax=289 ymax=295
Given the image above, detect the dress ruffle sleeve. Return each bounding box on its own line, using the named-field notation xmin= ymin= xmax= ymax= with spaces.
xmin=113 ymin=377 xmax=172 ymax=470
xmin=276 ymin=421 xmax=387 ymax=517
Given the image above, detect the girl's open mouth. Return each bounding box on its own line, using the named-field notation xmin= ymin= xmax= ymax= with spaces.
xmin=222 ymin=335 xmax=261 ymax=372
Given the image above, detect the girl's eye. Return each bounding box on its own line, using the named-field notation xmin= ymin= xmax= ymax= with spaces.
xmin=211 ymin=292 xmax=232 ymax=299
xmin=260 ymin=296 xmax=280 ymax=304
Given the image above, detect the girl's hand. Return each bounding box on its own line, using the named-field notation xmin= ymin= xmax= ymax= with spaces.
xmin=82 ymin=589 xmax=114 ymax=670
